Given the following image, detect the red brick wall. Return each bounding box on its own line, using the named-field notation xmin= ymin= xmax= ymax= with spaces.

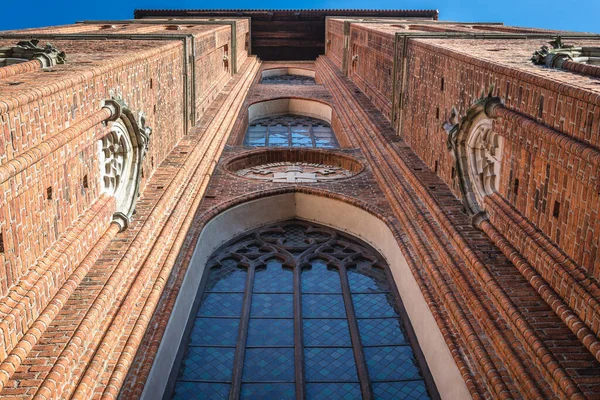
xmin=348 ymin=24 xmax=395 ymax=120
xmin=194 ymin=27 xmax=232 ymax=116
xmin=0 ymin=39 xmax=185 ymax=291
xmin=398 ymin=38 xmax=600 ymax=276
xmin=325 ymin=19 xmax=345 ymax=69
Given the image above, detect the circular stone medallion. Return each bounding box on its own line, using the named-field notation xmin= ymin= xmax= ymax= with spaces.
xmin=236 ymin=162 xmax=354 ymax=183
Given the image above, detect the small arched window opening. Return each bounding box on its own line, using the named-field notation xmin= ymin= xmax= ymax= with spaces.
xmin=168 ymin=220 xmax=438 ymax=399
xmin=244 ymin=114 xmax=338 ymax=148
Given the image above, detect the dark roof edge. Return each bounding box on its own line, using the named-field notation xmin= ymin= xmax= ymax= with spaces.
xmin=134 ymin=9 xmax=440 ymax=20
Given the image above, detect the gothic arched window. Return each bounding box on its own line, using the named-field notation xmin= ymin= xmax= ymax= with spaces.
xmin=244 ymin=115 xmax=339 ymax=148
xmin=169 ymin=220 xmax=438 ymax=399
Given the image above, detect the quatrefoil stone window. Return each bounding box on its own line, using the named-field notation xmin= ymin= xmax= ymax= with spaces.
xmin=98 ymin=119 xmax=133 ymax=199
xmin=466 ymin=119 xmax=503 ymax=208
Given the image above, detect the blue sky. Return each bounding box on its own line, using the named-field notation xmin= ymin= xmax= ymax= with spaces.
xmin=1 ymin=0 xmax=599 ymax=34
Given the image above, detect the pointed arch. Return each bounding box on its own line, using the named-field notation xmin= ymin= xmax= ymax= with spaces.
xmin=142 ymin=190 xmax=470 ymax=399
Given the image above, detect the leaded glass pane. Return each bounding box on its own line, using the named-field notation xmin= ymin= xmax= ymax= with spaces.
xmin=266 ymin=125 xmax=288 ymax=147
xmin=206 ymin=264 xmax=247 ymax=292
xmin=178 ymin=347 xmax=235 ymax=381
xmin=306 ymin=383 xmax=362 ymax=399
xmin=302 ymin=294 xmax=347 ymax=318
xmin=372 ymin=381 xmax=430 ymax=400
xmin=304 ymin=347 xmax=358 ymax=382
xmin=241 ymin=383 xmax=296 ymax=399
xmin=301 ymin=261 xmax=342 ymax=293
xmin=254 ymin=261 xmax=293 ymax=293
xmin=245 ymin=126 xmax=268 ymax=146
xmin=352 ymin=293 xmax=400 ymax=318
xmin=364 ymin=346 xmax=422 ymax=381
xmin=172 ymin=382 xmax=231 ymax=399
xmin=347 ymin=265 xmax=390 ymax=293
xmin=250 ymin=293 xmax=293 ymax=317
xmin=242 ymin=348 xmax=295 ymax=381
xmin=247 ymin=319 xmax=294 ymax=346
xmin=171 ymin=220 xmax=434 ymax=399
xmin=303 ymin=319 xmax=352 ymax=347
xmin=357 ymin=318 xmax=408 ymax=346
xmin=244 ymin=114 xmax=339 ymax=148
xmin=190 ymin=318 xmax=240 ymax=346
xmin=197 ymin=292 xmax=244 ymax=317
xmin=291 ymin=126 xmax=313 ymax=147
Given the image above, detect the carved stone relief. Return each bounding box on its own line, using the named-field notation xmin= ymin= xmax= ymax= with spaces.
xmin=0 ymin=39 xmax=66 ymax=68
xmin=99 ymin=120 xmax=131 ymax=196
xmin=532 ymin=36 xmax=600 ymax=68
xmin=235 ymin=162 xmax=354 ymax=183
xmin=466 ymin=119 xmax=503 ymax=208
xmin=99 ymin=97 xmax=152 ymax=231
xmin=445 ymin=95 xmax=504 ymax=220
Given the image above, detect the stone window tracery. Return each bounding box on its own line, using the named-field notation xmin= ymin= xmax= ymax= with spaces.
xmin=466 ymin=119 xmax=503 ymax=207
xmin=98 ymin=119 xmax=133 ymax=198
xmin=244 ymin=114 xmax=339 ymax=148
xmin=169 ymin=220 xmax=435 ymax=399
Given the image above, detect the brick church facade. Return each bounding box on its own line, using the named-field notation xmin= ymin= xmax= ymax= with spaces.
xmin=0 ymin=8 xmax=599 ymax=399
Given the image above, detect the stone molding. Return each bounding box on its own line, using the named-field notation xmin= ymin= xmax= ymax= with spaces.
xmin=100 ymin=97 xmax=152 ymax=231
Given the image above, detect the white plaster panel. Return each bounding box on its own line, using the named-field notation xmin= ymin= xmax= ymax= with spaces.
xmin=248 ymin=98 xmax=332 ymax=123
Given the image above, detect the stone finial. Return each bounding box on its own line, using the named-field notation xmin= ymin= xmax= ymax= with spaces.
xmin=0 ymin=39 xmax=66 ymax=68
xmin=531 ymin=36 xmax=600 ymax=68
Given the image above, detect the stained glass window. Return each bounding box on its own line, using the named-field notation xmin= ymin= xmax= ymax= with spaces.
xmin=243 ymin=114 xmax=339 ymax=148
xmin=171 ymin=221 xmax=437 ymax=399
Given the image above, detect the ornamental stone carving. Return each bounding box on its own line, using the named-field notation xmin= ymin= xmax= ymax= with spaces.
xmin=226 ymin=149 xmax=363 ymax=185
xmin=445 ymin=95 xmax=504 ymax=221
xmin=466 ymin=119 xmax=503 ymax=207
xmin=0 ymin=39 xmax=66 ymax=68
xmin=99 ymin=97 xmax=152 ymax=231
xmin=531 ymin=36 xmax=600 ymax=68
xmin=99 ymin=121 xmax=129 ymax=195
xmin=236 ymin=162 xmax=354 ymax=183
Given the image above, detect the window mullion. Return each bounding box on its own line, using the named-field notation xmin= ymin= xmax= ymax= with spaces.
xmin=288 ymin=125 xmax=292 ymax=147
xmin=229 ymin=264 xmax=256 ymax=400
xmin=266 ymin=125 xmax=270 ymax=147
xmin=293 ymin=266 xmax=306 ymax=399
xmin=338 ymin=264 xmax=374 ymax=400
xmin=310 ymin=125 xmax=316 ymax=147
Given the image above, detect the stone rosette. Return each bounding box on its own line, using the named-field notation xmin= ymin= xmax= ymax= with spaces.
xmin=225 ymin=149 xmax=363 ymax=183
